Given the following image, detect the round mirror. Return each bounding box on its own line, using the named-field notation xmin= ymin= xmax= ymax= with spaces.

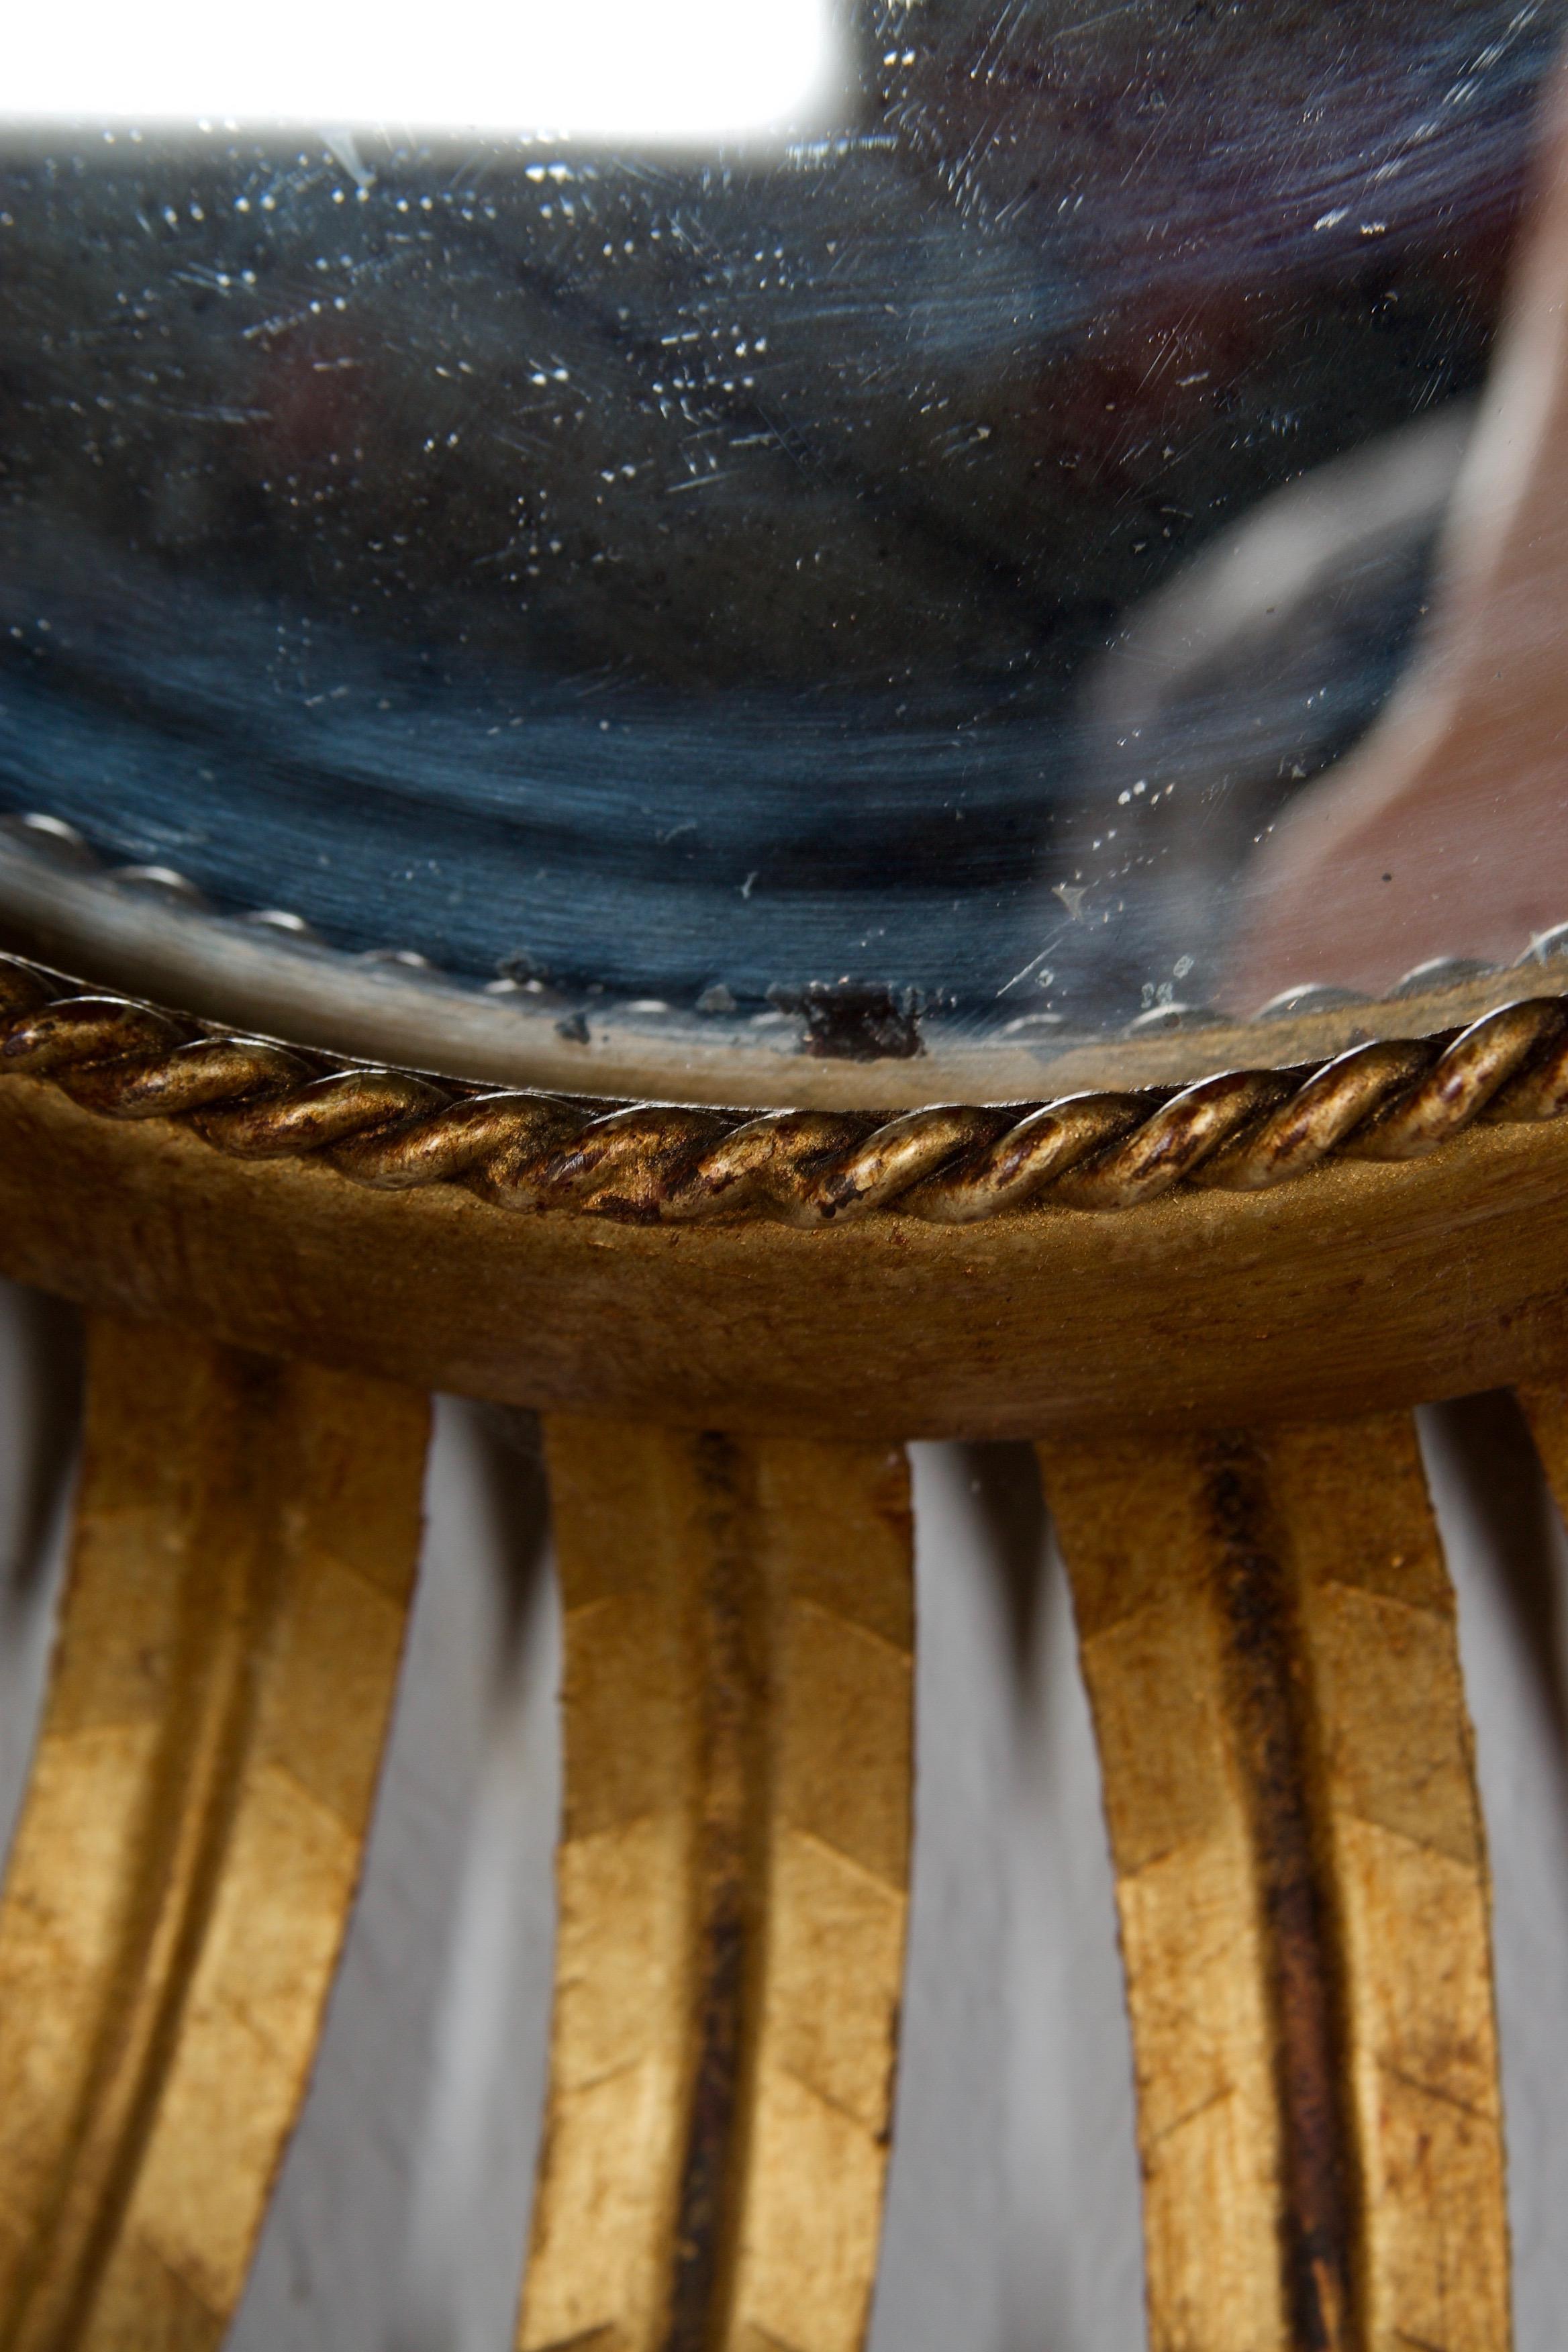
xmin=2 ymin=0 xmax=1565 ymax=1102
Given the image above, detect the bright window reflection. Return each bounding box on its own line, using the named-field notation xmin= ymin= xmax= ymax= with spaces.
xmin=5 ymin=0 xmax=845 ymax=140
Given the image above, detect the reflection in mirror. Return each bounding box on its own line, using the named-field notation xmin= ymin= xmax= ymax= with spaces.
xmin=1 ymin=0 xmax=1565 ymax=1083
xmin=1230 ymin=57 xmax=1568 ymax=1011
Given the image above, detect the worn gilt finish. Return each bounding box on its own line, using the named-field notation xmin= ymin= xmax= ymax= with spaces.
xmin=0 ymin=934 xmax=1561 ymax=2352
xmin=0 ymin=1317 xmax=428 ymax=2351
xmin=522 ymin=1422 xmax=913 ymax=2352
xmin=1040 ymin=1418 xmax=1509 ymax=2352
xmin=10 ymin=26 xmax=1568 ymax=2341
xmin=7 ymin=955 xmax=1568 ymax=1226
xmin=5 ymin=28 xmax=1568 ymax=2329
xmin=9 ymin=1064 xmax=1568 ymax=1440
xmin=1515 ymin=1381 xmax=1568 ymax=1528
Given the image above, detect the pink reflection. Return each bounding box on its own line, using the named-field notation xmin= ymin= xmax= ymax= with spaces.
xmin=1226 ymin=61 xmax=1568 ymax=1010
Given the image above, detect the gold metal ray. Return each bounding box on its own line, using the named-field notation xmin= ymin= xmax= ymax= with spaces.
xmin=0 ymin=1315 xmax=429 ymax=2351
xmin=1516 ymin=1379 xmax=1568 ymax=1527
xmin=521 ymin=1422 xmax=914 ymax=2352
xmin=1038 ymin=1414 xmax=1510 ymax=2352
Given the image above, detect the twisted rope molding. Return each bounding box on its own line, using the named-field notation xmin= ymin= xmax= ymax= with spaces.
xmin=5 ymin=952 xmax=1568 ymax=1226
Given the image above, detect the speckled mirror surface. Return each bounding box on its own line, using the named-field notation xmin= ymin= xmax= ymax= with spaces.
xmin=3 ymin=0 xmax=1567 ymax=1100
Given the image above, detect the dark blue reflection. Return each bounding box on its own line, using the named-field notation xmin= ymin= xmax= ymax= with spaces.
xmin=0 ymin=0 xmax=1557 ymax=1024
